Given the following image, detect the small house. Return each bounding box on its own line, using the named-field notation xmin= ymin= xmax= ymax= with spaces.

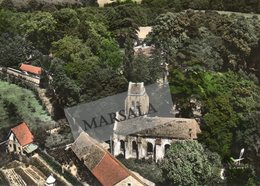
xmin=6 ymin=122 xmax=38 ymax=155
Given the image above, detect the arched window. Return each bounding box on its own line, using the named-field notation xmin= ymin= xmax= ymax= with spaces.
xmin=120 ymin=140 xmax=125 ymax=151
xmin=147 ymin=142 xmax=153 ymax=155
xmin=132 ymin=141 xmax=138 ymax=152
xmin=164 ymin=144 xmax=170 ymax=154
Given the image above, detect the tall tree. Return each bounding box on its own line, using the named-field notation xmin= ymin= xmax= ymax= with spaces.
xmin=0 ymin=33 xmax=38 ymax=68
xmin=21 ymin=12 xmax=57 ymax=53
xmin=160 ymin=141 xmax=222 ymax=186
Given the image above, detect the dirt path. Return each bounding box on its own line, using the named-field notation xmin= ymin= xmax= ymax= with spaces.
xmin=37 ymin=88 xmax=54 ymax=117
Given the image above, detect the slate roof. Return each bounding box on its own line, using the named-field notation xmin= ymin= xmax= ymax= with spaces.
xmin=11 ymin=122 xmax=34 ymax=146
xmin=114 ymin=117 xmax=201 ymax=139
xmin=20 ymin=63 xmax=42 ymax=75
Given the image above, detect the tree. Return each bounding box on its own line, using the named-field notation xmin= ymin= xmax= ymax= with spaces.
xmin=49 ymin=58 xmax=81 ymax=107
xmin=52 ymin=8 xmax=80 ymax=38
xmin=130 ymin=54 xmax=162 ymax=84
xmin=160 ymin=141 xmax=222 ymax=186
xmin=169 ymin=69 xmax=260 ymax=159
xmin=0 ymin=9 xmax=16 ymax=35
xmin=21 ymin=12 xmax=57 ymax=53
xmin=235 ymin=112 xmax=260 ymax=169
xmin=51 ymin=36 xmax=90 ymax=63
xmin=123 ymin=35 xmax=135 ymax=81
xmin=98 ymin=38 xmax=123 ymax=70
xmin=0 ymin=33 xmax=37 ymax=67
xmin=0 ymin=0 xmax=16 ymax=10
xmin=3 ymin=99 xmax=22 ymax=124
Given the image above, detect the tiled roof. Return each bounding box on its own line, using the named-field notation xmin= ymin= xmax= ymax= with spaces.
xmin=114 ymin=117 xmax=201 ymax=139
xmin=20 ymin=63 xmax=42 ymax=75
xmin=92 ymin=153 xmax=129 ymax=186
xmin=71 ymin=132 xmax=106 ymax=170
xmin=11 ymin=122 xmax=34 ymax=146
xmin=71 ymin=132 xmax=145 ymax=186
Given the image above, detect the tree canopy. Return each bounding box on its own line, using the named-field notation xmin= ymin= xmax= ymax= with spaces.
xmin=161 ymin=141 xmax=222 ymax=186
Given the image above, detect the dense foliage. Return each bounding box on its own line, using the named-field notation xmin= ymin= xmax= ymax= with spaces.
xmin=169 ymin=71 xmax=260 ymax=160
xmin=119 ymin=157 xmax=165 ymax=184
xmin=161 ymin=141 xmax=222 ymax=186
xmin=0 ymin=1 xmax=260 ymax=183
xmin=120 ymin=141 xmax=222 ymax=186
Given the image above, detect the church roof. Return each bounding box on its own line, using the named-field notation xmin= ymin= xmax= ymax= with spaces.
xmin=114 ymin=117 xmax=201 ymax=139
xmin=11 ymin=122 xmax=34 ymax=146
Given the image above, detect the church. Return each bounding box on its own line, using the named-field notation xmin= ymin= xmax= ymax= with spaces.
xmin=112 ymin=82 xmax=201 ymax=162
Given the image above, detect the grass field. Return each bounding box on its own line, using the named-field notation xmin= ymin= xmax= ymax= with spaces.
xmin=0 ymin=80 xmax=54 ymax=133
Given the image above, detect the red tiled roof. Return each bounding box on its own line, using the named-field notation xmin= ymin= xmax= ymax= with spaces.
xmin=92 ymin=153 xmax=130 ymax=186
xmin=20 ymin=63 xmax=42 ymax=75
xmin=11 ymin=122 xmax=34 ymax=146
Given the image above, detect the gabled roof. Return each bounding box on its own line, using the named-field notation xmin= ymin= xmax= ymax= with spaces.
xmin=92 ymin=153 xmax=129 ymax=186
xmin=114 ymin=117 xmax=201 ymax=139
xmin=20 ymin=63 xmax=42 ymax=75
xmin=71 ymin=132 xmax=106 ymax=170
xmin=71 ymin=132 xmax=145 ymax=186
xmin=11 ymin=122 xmax=34 ymax=146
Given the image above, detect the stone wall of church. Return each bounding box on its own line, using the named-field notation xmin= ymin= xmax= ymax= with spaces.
xmin=125 ymin=94 xmax=149 ymax=116
xmin=113 ymin=134 xmax=178 ymax=162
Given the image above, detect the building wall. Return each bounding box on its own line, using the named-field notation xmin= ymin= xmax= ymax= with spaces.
xmin=7 ymin=133 xmax=24 ymax=155
xmin=125 ymin=93 xmax=149 ymax=117
xmin=113 ymin=134 xmax=177 ymax=162
xmin=115 ymin=175 xmax=144 ymax=186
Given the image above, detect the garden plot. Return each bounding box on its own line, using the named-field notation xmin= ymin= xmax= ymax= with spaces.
xmin=2 ymin=169 xmax=26 ymax=186
xmin=2 ymin=162 xmax=49 ymax=186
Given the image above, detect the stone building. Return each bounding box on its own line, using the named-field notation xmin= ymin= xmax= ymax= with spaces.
xmin=125 ymin=82 xmax=149 ymax=117
xmin=71 ymin=132 xmax=146 ymax=186
xmin=112 ymin=117 xmax=200 ymax=162
xmin=6 ymin=122 xmax=38 ymax=155
xmin=134 ymin=27 xmax=153 ymax=56
xmin=112 ymin=82 xmax=201 ymax=162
